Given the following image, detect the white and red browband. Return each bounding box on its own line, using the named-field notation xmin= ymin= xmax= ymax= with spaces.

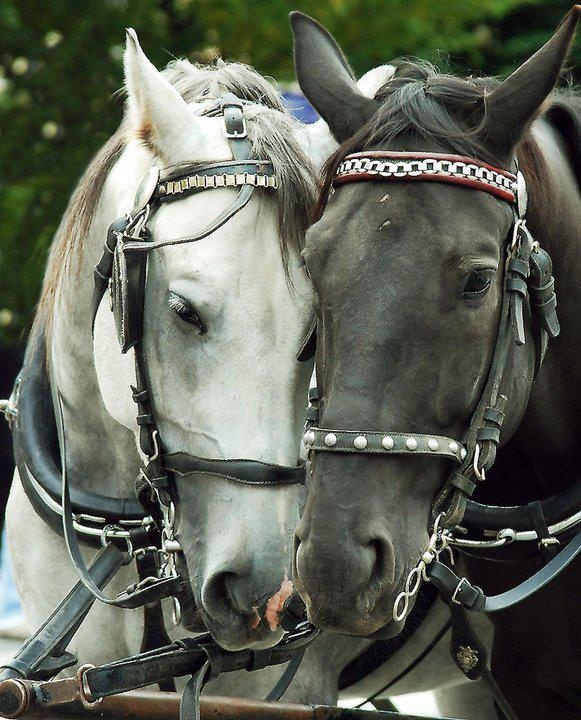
xmin=334 ymin=151 xmax=518 ymax=204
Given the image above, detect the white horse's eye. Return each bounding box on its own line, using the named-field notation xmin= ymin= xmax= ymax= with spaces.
xmin=169 ymin=291 xmax=207 ymax=334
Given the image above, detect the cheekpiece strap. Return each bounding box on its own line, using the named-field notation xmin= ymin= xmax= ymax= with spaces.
xmin=334 ymin=151 xmax=518 ymax=204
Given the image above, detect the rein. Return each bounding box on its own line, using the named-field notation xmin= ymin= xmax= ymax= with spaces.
xmin=304 ymin=149 xmax=581 ymax=619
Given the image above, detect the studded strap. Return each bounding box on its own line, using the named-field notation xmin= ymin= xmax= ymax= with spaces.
xmin=156 ymin=162 xmax=277 ymax=199
xmin=303 ymin=428 xmax=465 ymax=463
xmin=334 ymin=151 xmax=517 ymax=204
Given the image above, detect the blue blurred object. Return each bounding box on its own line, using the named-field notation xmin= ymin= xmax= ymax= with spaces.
xmin=0 ymin=528 xmax=23 ymax=624
xmin=281 ymin=91 xmax=319 ymax=124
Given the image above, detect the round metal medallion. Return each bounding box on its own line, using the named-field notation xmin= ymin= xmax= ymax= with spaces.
xmin=456 ymin=645 xmax=479 ymax=673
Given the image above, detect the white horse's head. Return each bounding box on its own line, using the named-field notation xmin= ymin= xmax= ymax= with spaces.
xmin=93 ymin=33 xmax=317 ymax=649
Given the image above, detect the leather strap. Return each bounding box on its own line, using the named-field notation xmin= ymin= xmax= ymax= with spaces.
xmin=154 ymin=161 xmax=276 ymax=201
xmin=448 ymin=605 xmax=519 ymax=720
xmin=123 ymin=183 xmax=254 ymax=253
xmin=426 ymin=527 xmax=581 ymax=613
xmin=56 ymin=391 xmax=182 ymax=609
xmin=163 ymin=452 xmax=306 ymax=486
xmin=221 ymin=93 xmax=251 ymax=160
xmin=13 ymin=332 xmax=149 ymax=546
xmin=179 ymin=660 xmax=210 ymax=720
xmin=304 ymin=427 xmax=465 ymax=462
xmin=263 ymin=649 xmax=305 ymax=702
xmin=137 ymin=552 xmax=177 ymax=693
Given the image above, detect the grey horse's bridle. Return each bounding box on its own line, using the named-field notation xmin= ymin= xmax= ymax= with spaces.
xmin=299 ymin=151 xmax=581 ymax=625
xmin=57 ymin=93 xmax=307 ymax=612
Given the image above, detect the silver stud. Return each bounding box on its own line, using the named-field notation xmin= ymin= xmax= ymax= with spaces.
xmin=303 ymin=430 xmax=315 ymax=446
xmin=406 ymin=437 xmax=418 ymax=451
xmin=428 ymin=438 xmax=439 ymax=451
xmin=324 ymin=433 xmax=337 ymax=447
xmin=449 ymin=441 xmax=459 ymax=453
xmin=353 ymin=435 xmax=368 ymax=450
xmin=460 ymin=448 xmax=467 ymax=461
xmin=381 ymin=436 xmax=394 ymax=450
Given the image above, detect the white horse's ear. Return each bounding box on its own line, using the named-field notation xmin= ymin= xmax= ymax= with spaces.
xmin=124 ymin=28 xmax=200 ymax=161
xmin=298 ymin=64 xmax=397 ymax=170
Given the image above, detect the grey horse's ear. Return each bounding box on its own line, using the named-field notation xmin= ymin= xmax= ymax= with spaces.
xmin=290 ymin=11 xmax=379 ymax=142
xmin=481 ymin=4 xmax=580 ymax=160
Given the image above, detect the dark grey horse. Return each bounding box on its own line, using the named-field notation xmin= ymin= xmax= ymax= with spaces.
xmin=291 ymin=7 xmax=581 ymax=718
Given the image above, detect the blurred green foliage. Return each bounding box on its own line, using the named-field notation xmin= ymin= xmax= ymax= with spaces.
xmin=0 ymin=0 xmax=578 ymax=344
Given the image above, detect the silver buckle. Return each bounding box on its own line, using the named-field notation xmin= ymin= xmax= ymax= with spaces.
xmin=222 ymin=97 xmax=248 ymax=139
xmin=0 ymin=376 xmax=21 ymax=430
xmin=224 ymin=116 xmax=247 ymax=139
xmin=451 ymin=576 xmax=469 ymax=604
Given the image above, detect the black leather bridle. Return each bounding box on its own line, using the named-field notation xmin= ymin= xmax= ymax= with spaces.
xmin=11 ymin=94 xmax=307 ymax=615
xmin=2 ymin=93 xmax=318 ymax=709
xmin=303 ymin=150 xmax=581 ymax=619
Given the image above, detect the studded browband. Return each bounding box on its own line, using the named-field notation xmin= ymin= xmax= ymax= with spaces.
xmin=333 ymin=151 xmax=518 ymax=204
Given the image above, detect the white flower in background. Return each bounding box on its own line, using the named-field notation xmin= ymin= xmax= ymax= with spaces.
xmin=42 ymin=121 xmax=60 ymax=140
xmin=12 ymin=57 xmax=29 ymax=76
xmin=44 ymin=31 xmax=63 ymax=49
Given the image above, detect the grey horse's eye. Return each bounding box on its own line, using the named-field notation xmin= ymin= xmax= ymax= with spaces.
xmin=462 ymin=269 xmax=495 ymax=299
xmin=169 ymin=292 xmax=207 ymax=334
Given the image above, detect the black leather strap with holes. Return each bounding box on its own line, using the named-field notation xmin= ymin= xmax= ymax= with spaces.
xmin=164 ymin=452 xmax=306 ymax=486
xmin=426 ymin=526 xmax=581 ymax=613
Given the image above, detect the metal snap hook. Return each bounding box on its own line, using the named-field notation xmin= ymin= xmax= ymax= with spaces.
xmin=472 ymin=443 xmax=486 ymax=481
xmin=147 ymin=429 xmax=161 ymax=462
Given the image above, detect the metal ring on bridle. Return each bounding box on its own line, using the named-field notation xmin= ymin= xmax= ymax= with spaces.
xmin=100 ymin=524 xmax=133 ymax=559
xmin=76 ymin=664 xmax=102 ymax=709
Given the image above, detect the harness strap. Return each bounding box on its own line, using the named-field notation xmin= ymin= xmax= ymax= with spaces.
xmin=264 ymin=649 xmax=306 ymax=702
xmin=123 ymin=183 xmax=255 ymax=253
xmin=154 ymin=161 xmax=277 ymax=200
xmin=179 ymin=659 xmax=210 ymax=720
xmin=221 ymin=93 xmax=251 ymax=160
xmin=56 ymin=390 xmax=183 ymax=609
xmin=448 ymin=604 xmax=519 ymax=720
xmin=303 ymin=428 xmax=465 ymax=461
xmin=137 ymin=551 xmax=177 ymax=693
xmin=163 ymin=452 xmax=306 ymax=486
xmin=425 ymin=526 xmax=581 ymax=612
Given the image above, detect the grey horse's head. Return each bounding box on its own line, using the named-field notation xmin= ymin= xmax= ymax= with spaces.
xmin=289 ymin=9 xmax=578 ymax=636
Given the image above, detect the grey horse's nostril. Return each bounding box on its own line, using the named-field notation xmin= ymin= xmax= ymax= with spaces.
xmin=201 ymin=570 xmax=242 ymax=626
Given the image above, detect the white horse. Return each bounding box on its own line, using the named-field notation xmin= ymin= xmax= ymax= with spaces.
xmin=5 ymin=30 xmax=368 ymax=702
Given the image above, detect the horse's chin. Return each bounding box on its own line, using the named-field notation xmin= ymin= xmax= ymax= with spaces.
xmin=304 ymin=598 xmax=405 ymax=638
xmin=300 ymin=575 xmax=410 ymax=639
xmin=197 ymin=607 xmax=285 ymax=651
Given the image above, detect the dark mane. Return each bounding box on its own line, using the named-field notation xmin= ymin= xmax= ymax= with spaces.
xmin=315 ymin=58 xmax=565 ymax=222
